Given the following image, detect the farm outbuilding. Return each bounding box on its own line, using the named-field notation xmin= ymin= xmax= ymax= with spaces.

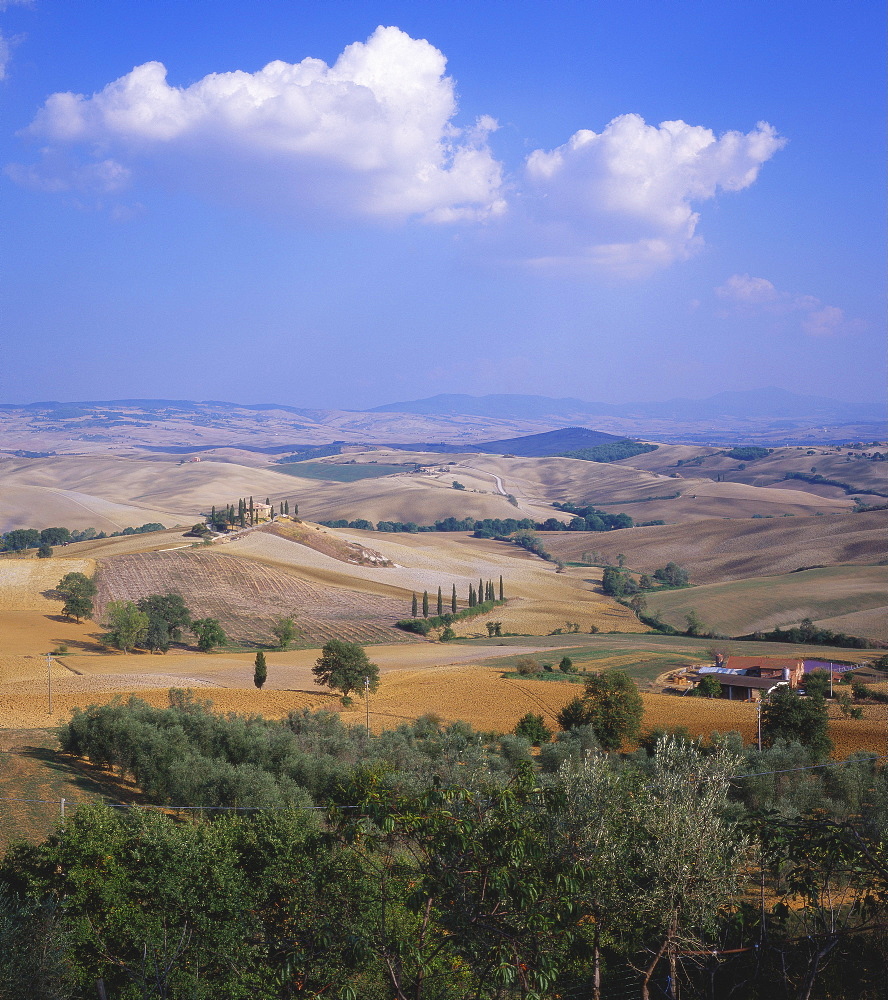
xmin=692 ymin=656 xmax=805 ymax=701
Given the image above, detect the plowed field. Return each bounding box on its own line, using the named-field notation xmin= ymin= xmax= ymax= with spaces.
xmin=95 ymin=550 xmax=411 ymax=646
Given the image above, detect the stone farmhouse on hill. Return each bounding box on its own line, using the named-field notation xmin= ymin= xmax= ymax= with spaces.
xmin=252 ymin=502 xmax=273 ymax=521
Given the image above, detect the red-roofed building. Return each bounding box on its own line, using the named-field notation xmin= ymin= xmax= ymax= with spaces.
xmin=691 ymin=655 xmax=805 ymax=701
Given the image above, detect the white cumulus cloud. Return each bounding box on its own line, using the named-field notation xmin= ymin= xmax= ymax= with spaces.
xmin=716 ymin=273 xmax=859 ymax=337
xmin=520 ymin=114 xmax=785 ymax=272
xmin=9 ymin=26 xmax=785 ymax=272
xmin=13 ymin=25 xmax=505 ymax=222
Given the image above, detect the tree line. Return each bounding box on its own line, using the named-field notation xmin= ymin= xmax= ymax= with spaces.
xmin=320 ymin=510 xmax=636 ymax=534
xmin=1 ymin=684 xmax=885 ymax=998
xmin=0 ymin=523 xmax=164 ymax=556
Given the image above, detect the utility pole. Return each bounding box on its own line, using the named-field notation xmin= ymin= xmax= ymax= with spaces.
xmin=364 ymin=675 xmax=371 ymax=737
xmin=46 ymin=652 xmax=53 ymax=715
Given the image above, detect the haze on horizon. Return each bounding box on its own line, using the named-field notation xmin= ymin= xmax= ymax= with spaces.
xmin=0 ymin=1 xmax=884 ymax=411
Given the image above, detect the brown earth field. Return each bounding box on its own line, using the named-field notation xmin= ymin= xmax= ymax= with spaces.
xmin=542 ymin=508 xmax=888 ymax=584
xmin=218 ymin=524 xmax=638 ymax=628
xmin=644 ymin=565 xmax=888 ymax=640
xmin=94 ymin=549 xmax=412 ymax=647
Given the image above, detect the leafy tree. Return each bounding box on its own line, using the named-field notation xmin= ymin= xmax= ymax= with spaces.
xmin=61 ymin=593 xmax=92 ymax=622
xmin=136 ymin=593 xmax=191 ymax=642
xmin=629 ymin=593 xmax=647 ymax=615
xmin=558 ymin=656 xmax=574 ymax=674
xmin=694 ymin=674 xmax=722 ymax=698
xmin=191 ymin=618 xmax=227 ymax=652
xmin=653 ymin=562 xmax=689 ymax=587
xmin=103 ymin=600 xmax=150 ymax=653
xmin=36 ymin=543 xmax=53 ymax=558
xmin=514 ymin=713 xmax=552 ymax=745
xmin=1 ymin=528 xmax=40 ymax=551
xmin=440 ymin=626 xmax=456 ymax=641
xmin=581 ymin=670 xmax=644 ymax=750
xmin=761 ymin=686 xmax=832 ymax=759
xmin=58 ymin=573 xmax=98 ymax=611
xmin=254 ymin=650 xmax=267 ymax=689
xmin=40 ymin=527 xmax=71 ymax=546
xmin=633 ymin=738 xmax=747 ymax=998
xmin=804 ymin=669 xmax=832 ymax=699
xmin=0 ymin=885 xmax=71 ymax=999
xmin=601 ymin=566 xmax=627 ymax=597
xmin=270 ymin=616 xmax=298 ymax=649
xmin=556 ymin=695 xmax=595 ymax=730
xmin=312 ymin=640 xmax=379 ymax=699
xmin=144 ymin=617 xmax=171 ymax=654
xmin=684 ymin=609 xmax=706 ymax=636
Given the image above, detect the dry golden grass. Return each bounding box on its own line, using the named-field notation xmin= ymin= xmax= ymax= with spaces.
xmin=644 ymin=565 xmax=888 ymax=638
xmin=0 ymin=558 xmax=94 ymax=611
xmin=262 ymin=520 xmax=391 ymax=566
xmin=544 ymin=509 xmax=888 ymax=584
xmin=446 ymin=598 xmax=646 ymax=638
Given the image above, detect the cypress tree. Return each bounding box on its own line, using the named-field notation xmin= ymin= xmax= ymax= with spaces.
xmin=451 ymin=584 xmax=457 ymax=614
xmin=479 ymin=578 xmax=485 ymax=605
xmin=469 ymin=586 xmax=476 ymax=608
xmin=254 ymin=650 xmax=267 ymax=689
xmin=499 ymin=575 xmax=504 ymax=601
xmin=412 ymin=593 xmax=418 ymax=617
xmin=293 ymin=503 xmax=298 ymax=517
xmin=249 ymin=497 xmax=254 ymax=525
xmin=422 ymin=591 xmax=429 ymax=617
xmin=436 ymin=586 xmax=443 ymax=616
xmin=211 ymin=505 xmax=216 ymax=525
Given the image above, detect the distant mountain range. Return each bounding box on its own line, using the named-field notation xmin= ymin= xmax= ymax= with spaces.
xmin=369 ymin=388 xmax=884 ymax=423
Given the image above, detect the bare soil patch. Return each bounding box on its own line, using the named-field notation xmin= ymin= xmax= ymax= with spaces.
xmin=95 ymin=549 xmax=411 ymax=646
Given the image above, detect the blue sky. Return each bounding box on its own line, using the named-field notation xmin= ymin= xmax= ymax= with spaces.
xmin=0 ymin=0 xmax=884 ymax=409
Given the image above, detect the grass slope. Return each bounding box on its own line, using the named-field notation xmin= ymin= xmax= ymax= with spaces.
xmin=275 ymin=462 xmax=410 ymax=481
xmin=644 ymin=565 xmax=888 ymax=639
xmin=542 ymin=509 xmax=888 ymax=584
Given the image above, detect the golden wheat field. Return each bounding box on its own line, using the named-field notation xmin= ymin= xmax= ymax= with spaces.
xmin=0 ymin=558 xmax=95 ymax=611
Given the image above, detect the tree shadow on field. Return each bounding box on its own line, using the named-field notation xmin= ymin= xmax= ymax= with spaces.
xmin=18 ymin=745 xmax=147 ymax=805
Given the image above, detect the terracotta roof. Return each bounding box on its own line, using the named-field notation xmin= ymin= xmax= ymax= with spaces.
xmin=724 ymin=656 xmax=803 ymax=671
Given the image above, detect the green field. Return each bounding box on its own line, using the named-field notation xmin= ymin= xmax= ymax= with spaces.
xmin=275 ymin=462 xmax=409 ymax=481
xmin=462 ymin=632 xmax=878 ymax=686
xmin=644 ymin=565 xmax=888 ymax=638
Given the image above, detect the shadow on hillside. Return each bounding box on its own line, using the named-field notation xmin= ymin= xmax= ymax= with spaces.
xmin=18 ymin=745 xmax=146 ymax=805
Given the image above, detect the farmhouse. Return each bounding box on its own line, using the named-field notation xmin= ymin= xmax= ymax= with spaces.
xmin=252 ymin=502 xmax=273 ymax=522
xmin=693 ymin=655 xmax=805 ymax=701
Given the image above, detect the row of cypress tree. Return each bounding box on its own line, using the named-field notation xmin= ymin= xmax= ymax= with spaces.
xmin=410 ymin=576 xmax=505 ymax=617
